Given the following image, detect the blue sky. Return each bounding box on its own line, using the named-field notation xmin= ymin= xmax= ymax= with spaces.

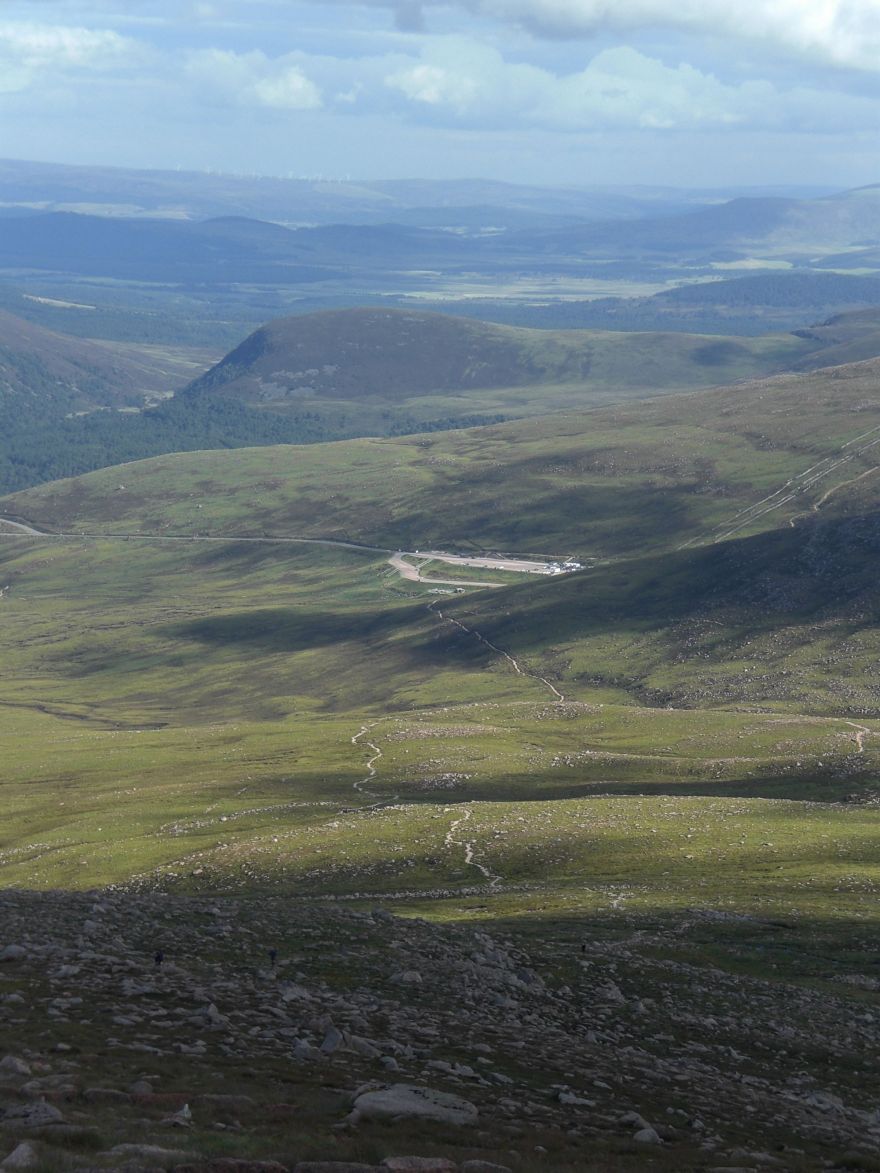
xmin=1 ymin=0 xmax=879 ymax=186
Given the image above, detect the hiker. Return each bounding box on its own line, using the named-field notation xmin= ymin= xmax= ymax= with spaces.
xmin=154 ymin=949 xmax=164 ymax=970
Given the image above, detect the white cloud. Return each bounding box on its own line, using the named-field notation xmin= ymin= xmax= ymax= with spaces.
xmin=382 ymin=39 xmax=880 ymax=132
xmin=0 ymin=19 xmax=136 ymax=93
xmin=0 ymin=20 xmax=133 ymax=68
xmin=253 ymin=66 xmax=322 ymax=109
xmin=185 ymin=47 xmax=323 ymax=110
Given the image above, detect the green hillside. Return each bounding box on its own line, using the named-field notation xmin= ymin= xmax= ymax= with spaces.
xmin=8 ymin=303 xmax=870 ymax=498
xmin=11 ymin=352 xmax=880 ymax=560
xmin=3 ymin=350 xmax=880 ymax=1168
xmin=0 ymin=307 xmax=212 ymax=412
xmin=183 ymin=306 xmax=822 ymax=419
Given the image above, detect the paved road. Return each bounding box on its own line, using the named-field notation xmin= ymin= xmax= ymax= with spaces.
xmin=0 ymin=518 xmax=575 ymax=589
xmin=0 ymin=519 xmax=47 ymax=536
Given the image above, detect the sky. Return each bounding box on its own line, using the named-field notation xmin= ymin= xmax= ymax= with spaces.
xmin=0 ymin=0 xmax=879 ymax=187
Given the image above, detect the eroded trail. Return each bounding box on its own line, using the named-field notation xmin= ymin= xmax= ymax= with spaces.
xmin=428 ymin=599 xmax=566 ymax=703
xmin=350 ymin=720 xmax=401 ymax=811
xmin=444 ymin=806 xmax=502 ymax=888
xmin=845 ymin=720 xmax=872 ymax=754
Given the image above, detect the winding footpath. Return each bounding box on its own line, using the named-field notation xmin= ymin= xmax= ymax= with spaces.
xmin=444 ymin=807 xmax=502 ymax=888
xmin=427 ymin=598 xmax=566 ymax=703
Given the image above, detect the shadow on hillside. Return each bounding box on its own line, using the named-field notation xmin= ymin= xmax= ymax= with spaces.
xmin=455 ymin=510 xmax=880 ymax=652
xmin=465 ymin=906 xmax=880 ymax=989
xmin=384 ymin=761 xmax=875 ymax=805
xmin=164 ymin=603 xmax=447 ymax=655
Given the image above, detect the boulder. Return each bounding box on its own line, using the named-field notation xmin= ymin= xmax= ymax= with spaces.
xmin=382 ymin=1159 xmax=457 ymax=1172
xmin=353 ymin=1085 xmax=477 ymax=1127
xmin=294 ymin=1165 xmax=381 ymax=1173
xmin=1 ymin=1101 xmax=64 ymax=1129
xmin=633 ymin=1127 xmax=662 ymax=1144
xmin=0 ymin=1143 xmax=40 ymax=1170
xmin=174 ymin=1162 xmax=289 ymax=1172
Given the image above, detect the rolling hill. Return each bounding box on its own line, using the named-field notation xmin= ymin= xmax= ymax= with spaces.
xmin=7 ymin=300 xmax=868 ymax=499
xmin=181 ymin=305 xmax=872 ymax=423
xmin=8 ymin=345 xmax=880 ymax=557
xmin=3 ymin=284 xmax=880 ymax=1171
xmin=0 ymin=307 xmax=213 ymax=412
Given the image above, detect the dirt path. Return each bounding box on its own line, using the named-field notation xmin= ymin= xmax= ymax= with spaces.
xmin=0 ymin=519 xmax=46 ymax=536
xmin=845 ymin=720 xmax=872 ymax=754
xmin=428 ymin=598 xmax=566 ymax=703
xmin=444 ymin=806 xmax=502 ymax=888
xmin=350 ymin=720 xmax=402 ymax=811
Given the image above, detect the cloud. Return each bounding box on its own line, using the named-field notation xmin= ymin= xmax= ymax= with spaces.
xmin=253 ymin=66 xmax=322 ymax=109
xmin=382 ymin=40 xmax=880 ymax=133
xmin=0 ymin=20 xmax=133 ymax=67
xmin=0 ymin=19 xmax=136 ymax=93
xmin=185 ymin=47 xmax=323 ymax=110
xmin=328 ymin=0 xmax=880 ymax=73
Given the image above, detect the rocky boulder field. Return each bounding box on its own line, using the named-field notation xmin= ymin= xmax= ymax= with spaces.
xmin=0 ymin=891 xmax=878 ymax=1172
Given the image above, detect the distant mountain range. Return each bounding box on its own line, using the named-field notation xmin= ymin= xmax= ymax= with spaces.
xmin=0 ymin=157 xmax=836 ymax=228
xmin=2 ymin=185 xmax=880 ymax=294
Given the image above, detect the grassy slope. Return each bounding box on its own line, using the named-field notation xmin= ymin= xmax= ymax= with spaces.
xmin=183 ymin=306 xmax=827 ymax=426
xmin=9 ymin=354 xmax=880 ymax=560
xmin=446 ymin=508 xmax=880 ymax=713
xmin=0 ymin=306 xmax=214 ymax=410
xmin=0 ymin=533 xmax=877 ymax=897
xmin=1 ymin=466 xmax=879 ymax=1173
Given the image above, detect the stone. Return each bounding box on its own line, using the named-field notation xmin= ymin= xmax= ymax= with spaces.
xmin=353 ymin=1084 xmax=478 ymax=1127
xmin=0 ymin=947 xmax=25 ymax=964
xmin=321 ymin=1027 xmax=344 ymax=1055
xmin=84 ymin=1087 xmax=132 ymax=1104
xmin=349 ymin=1036 xmax=381 ymax=1059
xmin=294 ymin=1165 xmax=381 ymax=1173
xmin=461 ymin=1164 xmax=513 ymax=1173
xmin=382 ymin=1159 xmax=457 ymax=1172
xmin=1 ymin=1101 xmax=64 ymax=1129
xmin=0 ymin=1143 xmax=40 ymax=1170
xmin=173 ymin=1162 xmax=289 ymax=1173
xmin=633 ymin=1127 xmax=662 ymax=1144
xmin=0 ymin=1059 xmax=30 ymax=1079
xmin=106 ymin=1143 xmax=195 ymax=1161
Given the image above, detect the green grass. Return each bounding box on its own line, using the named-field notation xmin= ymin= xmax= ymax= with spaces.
xmin=0 ymin=515 xmax=878 ymax=1170
xmin=0 ymin=531 xmax=877 ymax=897
xmin=9 ymin=352 xmax=880 ymax=564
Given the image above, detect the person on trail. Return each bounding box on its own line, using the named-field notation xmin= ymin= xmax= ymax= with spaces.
xmin=154 ymin=949 xmax=164 ymax=970
xmin=268 ymin=948 xmax=278 ymax=968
